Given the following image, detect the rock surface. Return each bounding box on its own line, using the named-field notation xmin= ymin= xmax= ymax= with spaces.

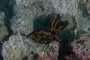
xmin=84 ymin=0 xmax=90 ymax=14
xmin=2 ymin=0 xmax=90 ymax=60
xmin=71 ymin=34 xmax=90 ymax=60
xmin=10 ymin=0 xmax=90 ymax=40
xmin=2 ymin=32 xmax=59 ymax=60
xmin=10 ymin=0 xmax=78 ymax=35
xmin=0 ymin=11 xmax=8 ymax=41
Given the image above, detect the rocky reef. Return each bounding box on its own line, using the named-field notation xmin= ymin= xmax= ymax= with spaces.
xmin=0 ymin=0 xmax=90 ymax=60
xmin=10 ymin=0 xmax=79 ymax=36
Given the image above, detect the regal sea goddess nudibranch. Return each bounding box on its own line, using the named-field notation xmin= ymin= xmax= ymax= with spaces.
xmin=28 ymin=14 xmax=69 ymax=44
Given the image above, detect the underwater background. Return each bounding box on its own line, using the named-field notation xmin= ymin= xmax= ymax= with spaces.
xmin=0 ymin=0 xmax=90 ymax=60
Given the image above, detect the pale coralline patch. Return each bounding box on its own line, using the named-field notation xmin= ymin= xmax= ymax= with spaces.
xmin=52 ymin=0 xmax=78 ymax=16
xmin=15 ymin=0 xmax=21 ymax=4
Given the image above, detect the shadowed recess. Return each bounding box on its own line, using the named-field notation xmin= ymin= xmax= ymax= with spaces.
xmin=33 ymin=53 xmax=39 ymax=60
xmin=78 ymin=0 xmax=89 ymax=17
xmin=33 ymin=14 xmax=55 ymax=32
xmin=0 ymin=0 xmax=15 ymax=60
xmin=57 ymin=16 xmax=79 ymax=60
xmin=57 ymin=30 xmax=75 ymax=60
xmin=33 ymin=14 xmax=77 ymax=60
xmin=1 ymin=0 xmax=15 ymax=42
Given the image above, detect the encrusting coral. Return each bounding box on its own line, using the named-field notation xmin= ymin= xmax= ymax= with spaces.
xmin=65 ymin=54 xmax=82 ymax=60
xmin=71 ymin=35 xmax=90 ymax=60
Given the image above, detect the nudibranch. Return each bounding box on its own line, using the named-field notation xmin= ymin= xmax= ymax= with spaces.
xmin=28 ymin=14 xmax=69 ymax=44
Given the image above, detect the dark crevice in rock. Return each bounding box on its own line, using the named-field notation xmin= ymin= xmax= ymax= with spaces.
xmin=57 ymin=30 xmax=75 ymax=60
xmin=33 ymin=53 xmax=39 ymax=60
xmin=0 ymin=42 xmax=3 ymax=60
xmin=78 ymin=0 xmax=89 ymax=18
xmin=71 ymin=16 xmax=79 ymax=40
xmin=57 ymin=16 xmax=77 ymax=60
xmin=31 ymin=52 xmax=34 ymax=54
xmin=0 ymin=0 xmax=15 ymax=60
xmin=23 ymin=56 xmax=28 ymax=60
xmin=33 ymin=13 xmax=55 ymax=32
xmin=1 ymin=0 xmax=15 ymax=42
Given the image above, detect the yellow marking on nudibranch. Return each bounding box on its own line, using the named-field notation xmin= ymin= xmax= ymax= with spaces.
xmin=51 ymin=15 xmax=57 ymax=32
xmin=35 ymin=38 xmax=40 ymax=42
xmin=41 ymin=41 xmax=45 ymax=43
xmin=32 ymin=37 xmax=35 ymax=39
xmin=51 ymin=28 xmax=54 ymax=31
xmin=31 ymin=35 xmax=35 ymax=39
xmin=45 ymin=34 xmax=50 ymax=36
xmin=46 ymin=32 xmax=51 ymax=35
xmin=37 ymin=38 xmax=41 ymax=40
xmin=43 ymin=35 xmax=47 ymax=38
xmin=51 ymin=15 xmax=57 ymax=28
xmin=51 ymin=14 xmax=61 ymax=32
xmin=31 ymin=34 xmax=35 ymax=36
xmin=37 ymin=35 xmax=42 ymax=38
xmin=48 ymin=36 xmax=53 ymax=39
xmin=31 ymin=34 xmax=35 ymax=37
xmin=54 ymin=20 xmax=61 ymax=31
xmin=55 ymin=26 xmax=64 ymax=32
xmin=38 ymin=30 xmax=43 ymax=34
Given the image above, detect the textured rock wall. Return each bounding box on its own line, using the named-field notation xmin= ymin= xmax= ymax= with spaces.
xmin=1 ymin=0 xmax=90 ymax=60
xmin=10 ymin=0 xmax=78 ymax=35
